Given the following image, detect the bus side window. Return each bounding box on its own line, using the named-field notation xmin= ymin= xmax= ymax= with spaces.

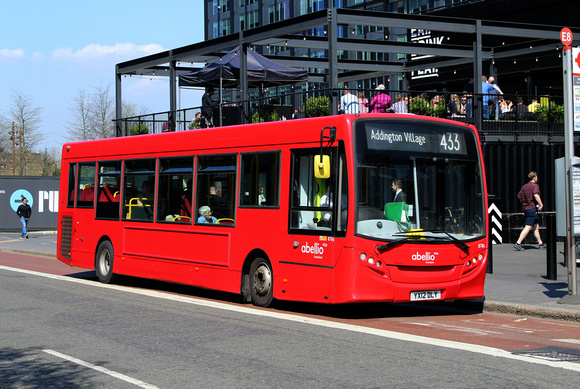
xmin=123 ymin=159 xmax=156 ymax=221
xmin=289 ymin=145 xmax=347 ymax=235
xmin=67 ymin=163 xmax=76 ymax=208
xmin=96 ymin=161 xmax=121 ymax=220
xmin=240 ymin=152 xmax=280 ymax=207
xmin=289 ymin=150 xmax=331 ymax=231
xmin=196 ymin=154 xmax=236 ymax=224
xmin=76 ymin=162 xmax=96 ymax=208
xmin=157 ymin=157 xmax=194 ymax=223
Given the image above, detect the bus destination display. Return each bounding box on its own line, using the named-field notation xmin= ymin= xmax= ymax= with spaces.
xmin=366 ymin=126 xmax=468 ymax=155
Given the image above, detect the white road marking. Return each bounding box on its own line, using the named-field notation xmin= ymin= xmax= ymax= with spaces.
xmin=405 ymin=321 xmax=503 ymax=335
xmin=43 ymin=349 xmax=158 ymax=389
xmin=2 ymin=265 xmax=580 ymax=374
xmin=551 ymin=339 xmax=580 ymax=345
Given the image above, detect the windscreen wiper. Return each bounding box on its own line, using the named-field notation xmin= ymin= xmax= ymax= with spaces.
xmin=418 ymin=229 xmax=470 ymax=254
xmin=376 ymin=230 xmax=470 ymax=254
xmin=376 ymin=236 xmax=412 ymax=253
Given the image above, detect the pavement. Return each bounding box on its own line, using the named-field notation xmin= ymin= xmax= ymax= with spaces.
xmin=1 ymin=231 xmax=579 ymax=322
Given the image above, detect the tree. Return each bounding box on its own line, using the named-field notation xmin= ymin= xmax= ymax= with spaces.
xmin=65 ymin=89 xmax=93 ymax=141
xmin=8 ymin=91 xmax=44 ymax=175
xmin=39 ymin=146 xmax=60 ymax=176
xmin=66 ymin=84 xmax=148 ymax=142
xmin=90 ymin=82 xmax=116 ymax=139
xmin=0 ymin=116 xmax=10 ymax=154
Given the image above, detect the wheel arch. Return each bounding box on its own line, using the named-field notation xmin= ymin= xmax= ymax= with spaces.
xmin=240 ymin=249 xmax=272 ymax=300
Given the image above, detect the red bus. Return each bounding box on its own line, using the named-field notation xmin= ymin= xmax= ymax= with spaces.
xmin=57 ymin=114 xmax=488 ymax=307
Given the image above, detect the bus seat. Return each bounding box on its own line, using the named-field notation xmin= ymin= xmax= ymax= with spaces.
xmin=99 ymin=185 xmax=115 ymax=202
xmin=181 ymin=195 xmax=192 ymax=217
xmin=81 ymin=185 xmax=95 ymax=202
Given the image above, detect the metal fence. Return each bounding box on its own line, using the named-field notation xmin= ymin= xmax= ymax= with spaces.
xmin=114 ymin=88 xmax=564 ymax=140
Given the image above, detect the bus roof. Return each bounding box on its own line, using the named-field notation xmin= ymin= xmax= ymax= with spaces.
xmin=61 ymin=114 xmax=476 ymax=160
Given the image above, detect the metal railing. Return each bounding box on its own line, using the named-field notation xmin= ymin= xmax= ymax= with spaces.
xmin=114 ymin=88 xmax=564 ymax=140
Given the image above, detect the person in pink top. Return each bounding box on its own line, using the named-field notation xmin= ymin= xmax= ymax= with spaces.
xmin=365 ymin=84 xmax=392 ymax=113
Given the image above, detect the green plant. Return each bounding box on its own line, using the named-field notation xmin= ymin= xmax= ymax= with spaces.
xmin=251 ymin=110 xmax=280 ymax=123
xmin=408 ymin=96 xmax=447 ymax=118
xmin=409 ymin=96 xmax=429 ymax=116
xmin=189 ymin=119 xmax=201 ymax=129
xmin=129 ymin=123 xmax=149 ymax=135
xmin=304 ymin=96 xmax=329 ymax=118
xmin=535 ymin=102 xmax=564 ymax=123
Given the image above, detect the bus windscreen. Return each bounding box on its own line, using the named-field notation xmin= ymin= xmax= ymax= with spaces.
xmin=354 ymin=119 xmax=485 ymax=241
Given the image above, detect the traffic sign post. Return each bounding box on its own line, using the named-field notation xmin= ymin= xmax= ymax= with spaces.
xmin=560 ymin=27 xmax=580 ymax=303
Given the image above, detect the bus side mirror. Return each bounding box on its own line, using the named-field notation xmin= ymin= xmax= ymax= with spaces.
xmin=314 ymin=155 xmax=330 ymax=179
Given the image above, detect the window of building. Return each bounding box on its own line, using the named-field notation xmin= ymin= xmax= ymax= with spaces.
xmin=157 ymin=157 xmax=194 ymax=223
xmin=96 ymin=161 xmax=121 ymax=219
xmin=240 ymin=152 xmax=280 ymax=207
xmin=221 ymin=18 xmax=231 ymax=36
xmin=309 ymin=0 xmax=324 ymax=12
xmin=196 ymin=154 xmax=237 ymax=225
xmin=123 ymin=159 xmax=156 ymax=221
xmin=397 ymin=34 xmax=407 ymax=60
xmin=214 ymin=0 xmax=230 ymax=14
xmin=247 ymin=10 xmax=259 ymax=29
xmin=76 ymin=162 xmax=96 ymax=208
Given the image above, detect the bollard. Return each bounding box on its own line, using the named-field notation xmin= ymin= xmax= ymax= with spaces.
xmin=546 ymin=213 xmax=557 ymax=280
xmin=487 ymin=212 xmax=493 ymax=274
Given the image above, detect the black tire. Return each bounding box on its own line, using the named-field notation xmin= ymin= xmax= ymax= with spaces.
xmin=249 ymin=257 xmax=273 ymax=307
xmin=95 ymin=240 xmax=116 ymax=284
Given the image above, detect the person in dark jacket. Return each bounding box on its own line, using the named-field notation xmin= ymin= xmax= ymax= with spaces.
xmin=16 ymin=196 xmax=32 ymax=239
xmin=392 ymin=179 xmax=407 ymax=203
xmin=201 ymin=87 xmax=216 ymax=128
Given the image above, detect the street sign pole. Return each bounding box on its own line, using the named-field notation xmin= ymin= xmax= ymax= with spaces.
xmin=559 ymin=27 xmax=580 ymax=304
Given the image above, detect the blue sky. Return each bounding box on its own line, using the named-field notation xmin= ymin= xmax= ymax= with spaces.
xmin=1 ymin=1 xmax=205 ymax=151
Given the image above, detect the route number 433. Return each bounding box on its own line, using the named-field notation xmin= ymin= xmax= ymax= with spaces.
xmin=440 ymin=133 xmax=461 ymax=152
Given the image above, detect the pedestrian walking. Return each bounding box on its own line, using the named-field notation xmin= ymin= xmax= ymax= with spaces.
xmin=514 ymin=171 xmax=545 ymax=251
xmin=16 ymin=196 xmax=32 ymax=239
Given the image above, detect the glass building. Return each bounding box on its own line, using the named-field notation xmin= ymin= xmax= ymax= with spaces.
xmin=205 ymin=0 xmax=576 ymax=94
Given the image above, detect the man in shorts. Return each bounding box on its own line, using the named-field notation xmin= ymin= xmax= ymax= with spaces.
xmin=514 ymin=171 xmax=546 ymax=251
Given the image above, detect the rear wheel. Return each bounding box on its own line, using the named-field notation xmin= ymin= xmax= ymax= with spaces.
xmin=249 ymin=257 xmax=273 ymax=307
xmin=95 ymin=240 xmax=116 ymax=284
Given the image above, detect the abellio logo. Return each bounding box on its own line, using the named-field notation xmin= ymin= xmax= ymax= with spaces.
xmin=412 ymin=251 xmax=438 ymax=264
xmin=301 ymin=242 xmax=324 ymax=255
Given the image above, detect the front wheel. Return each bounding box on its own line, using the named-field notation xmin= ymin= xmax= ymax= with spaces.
xmin=249 ymin=257 xmax=274 ymax=307
xmin=95 ymin=240 xmax=116 ymax=284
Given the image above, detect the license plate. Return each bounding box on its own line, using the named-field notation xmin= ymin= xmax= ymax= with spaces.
xmin=410 ymin=290 xmax=441 ymax=301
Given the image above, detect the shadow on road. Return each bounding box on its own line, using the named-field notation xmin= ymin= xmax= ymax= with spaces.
xmin=70 ymin=271 xmax=484 ymax=320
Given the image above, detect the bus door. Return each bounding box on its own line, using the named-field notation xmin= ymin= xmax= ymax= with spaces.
xmin=285 ymin=144 xmax=348 ymax=302
xmin=63 ymin=162 xmax=97 ymax=268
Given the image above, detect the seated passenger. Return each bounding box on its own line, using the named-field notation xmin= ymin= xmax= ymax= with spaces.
xmin=198 ymin=205 xmax=217 ymax=224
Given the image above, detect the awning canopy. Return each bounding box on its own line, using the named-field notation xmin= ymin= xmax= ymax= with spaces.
xmin=178 ymin=46 xmax=307 ymax=88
